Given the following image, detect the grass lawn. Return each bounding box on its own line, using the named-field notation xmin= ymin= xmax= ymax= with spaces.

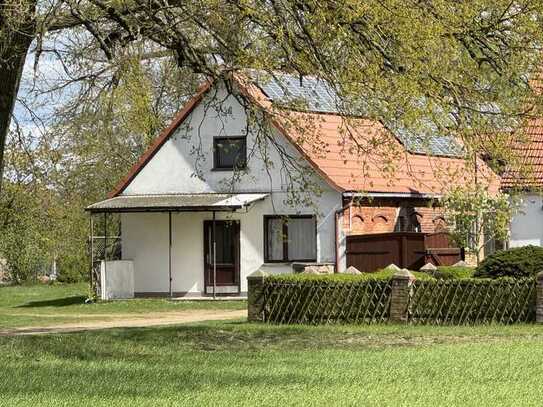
xmin=2 ymin=321 xmax=543 ymax=406
xmin=0 ymin=283 xmax=245 ymax=328
xmin=2 ymin=283 xmax=543 ymax=406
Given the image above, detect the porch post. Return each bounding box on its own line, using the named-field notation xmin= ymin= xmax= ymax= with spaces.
xmin=103 ymin=212 xmax=107 ymax=281
xmin=169 ymin=211 xmax=173 ymax=298
xmin=212 ymin=211 xmax=217 ymax=299
xmin=89 ymin=214 xmax=94 ymax=293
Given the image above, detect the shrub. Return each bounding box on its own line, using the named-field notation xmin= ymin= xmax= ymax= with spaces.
xmin=429 ymin=266 xmax=475 ymax=280
xmin=56 ymin=254 xmax=88 ymax=283
xmin=270 ymin=269 xmax=434 ymax=282
xmin=474 ymin=245 xmax=543 ymax=279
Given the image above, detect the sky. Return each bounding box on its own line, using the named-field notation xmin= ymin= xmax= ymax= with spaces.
xmin=14 ymin=37 xmax=79 ymax=137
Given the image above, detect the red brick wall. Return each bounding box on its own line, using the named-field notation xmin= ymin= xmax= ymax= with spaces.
xmin=342 ymin=198 xmax=447 ymax=236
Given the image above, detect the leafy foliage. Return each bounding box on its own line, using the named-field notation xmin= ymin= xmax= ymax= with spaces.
xmin=263 ymin=272 xmax=535 ymax=325
xmin=474 ymin=245 xmax=543 ymax=279
xmin=270 ymin=269 xmax=434 ymax=282
xmin=426 ymin=266 xmax=475 ymax=280
xmin=3 ymin=0 xmax=543 ymax=196
xmin=0 ymin=55 xmax=188 ymax=283
xmin=0 ymin=183 xmax=51 ymax=282
xmin=441 ymin=184 xmax=514 ymax=263
xmin=263 ymin=276 xmax=393 ymax=324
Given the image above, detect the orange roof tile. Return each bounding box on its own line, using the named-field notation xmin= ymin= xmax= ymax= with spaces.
xmin=273 ymin=110 xmax=498 ymax=195
xmin=502 ymin=117 xmax=543 ymax=189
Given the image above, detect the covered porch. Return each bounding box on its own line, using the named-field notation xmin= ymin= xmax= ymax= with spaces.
xmin=86 ymin=193 xmax=267 ymax=299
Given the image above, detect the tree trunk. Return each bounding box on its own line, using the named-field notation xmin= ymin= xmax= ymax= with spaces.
xmin=0 ymin=1 xmax=36 ymax=196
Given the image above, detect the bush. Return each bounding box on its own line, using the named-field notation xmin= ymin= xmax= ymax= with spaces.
xmin=474 ymin=245 xmax=543 ymax=279
xmin=56 ymin=254 xmax=88 ymax=283
xmin=429 ymin=266 xmax=475 ymax=280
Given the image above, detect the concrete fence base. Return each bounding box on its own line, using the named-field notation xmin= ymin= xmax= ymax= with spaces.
xmin=100 ymin=260 xmax=135 ymax=300
xmin=247 ymin=269 xmax=269 ymax=322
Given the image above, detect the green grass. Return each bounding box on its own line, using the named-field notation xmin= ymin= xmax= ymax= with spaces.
xmin=1 ymin=321 xmax=543 ymax=406
xmin=2 ymin=283 xmax=543 ymax=405
xmin=0 ymin=283 xmax=245 ymax=328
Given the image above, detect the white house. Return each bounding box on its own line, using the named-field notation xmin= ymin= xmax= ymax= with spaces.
xmin=504 ymin=121 xmax=543 ymax=248
xmin=87 ymin=72 xmax=498 ymax=298
xmin=509 ymin=193 xmax=543 ymax=247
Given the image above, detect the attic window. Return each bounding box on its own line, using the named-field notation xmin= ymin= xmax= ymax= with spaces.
xmin=213 ymin=137 xmax=246 ymax=170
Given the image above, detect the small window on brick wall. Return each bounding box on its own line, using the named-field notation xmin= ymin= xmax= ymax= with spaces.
xmin=395 ymin=208 xmax=421 ymax=232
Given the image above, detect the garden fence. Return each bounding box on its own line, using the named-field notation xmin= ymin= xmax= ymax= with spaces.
xmin=410 ymin=278 xmax=536 ymax=324
xmin=247 ymin=271 xmax=540 ymax=325
xmin=261 ymin=279 xmax=392 ymax=324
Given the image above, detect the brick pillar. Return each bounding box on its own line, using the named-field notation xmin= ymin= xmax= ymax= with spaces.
xmin=389 ymin=269 xmax=415 ymax=323
xmin=536 ymin=272 xmax=543 ymax=323
xmin=247 ymin=269 xmax=269 ymax=322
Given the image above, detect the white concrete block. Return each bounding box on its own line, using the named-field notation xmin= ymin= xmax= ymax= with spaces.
xmin=101 ymin=260 xmax=135 ymax=300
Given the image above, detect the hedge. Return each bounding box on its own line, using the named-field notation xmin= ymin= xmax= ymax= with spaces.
xmin=270 ymin=269 xmax=434 ymax=282
xmin=427 ymin=266 xmax=475 ymax=280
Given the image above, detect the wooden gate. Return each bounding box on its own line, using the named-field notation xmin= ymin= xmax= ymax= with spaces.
xmin=346 ymin=232 xmax=463 ymax=272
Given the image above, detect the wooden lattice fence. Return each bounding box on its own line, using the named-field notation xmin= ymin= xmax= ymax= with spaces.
xmin=250 ymin=274 xmax=539 ymax=325
xmin=262 ymin=279 xmax=392 ymax=324
xmin=409 ymin=278 xmax=536 ymax=325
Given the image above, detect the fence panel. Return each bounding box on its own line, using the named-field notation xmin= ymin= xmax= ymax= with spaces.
xmin=262 ymin=279 xmax=393 ymax=324
xmin=409 ymin=278 xmax=536 ymax=325
xmin=346 ymin=232 xmax=462 ymax=272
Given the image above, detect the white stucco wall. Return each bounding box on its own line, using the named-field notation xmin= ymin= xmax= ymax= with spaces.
xmin=509 ymin=193 xmax=543 ymax=248
xmin=123 ymin=82 xmax=327 ymax=195
xmin=119 ymin=81 xmax=343 ymax=295
xmin=122 ymin=191 xmax=339 ymax=294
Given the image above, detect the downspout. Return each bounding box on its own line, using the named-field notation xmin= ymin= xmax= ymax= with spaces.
xmin=334 ymin=201 xmax=351 ymax=273
xmin=103 ymin=212 xmax=107 ymax=291
xmin=348 ymin=201 xmax=352 ymax=231
xmin=89 ymin=215 xmax=94 ymax=295
xmin=168 ymin=211 xmax=173 ymax=298
xmin=334 ymin=210 xmax=340 ymax=273
xmin=212 ymin=211 xmax=216 ymax=300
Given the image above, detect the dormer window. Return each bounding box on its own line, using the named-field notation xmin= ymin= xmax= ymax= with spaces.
xmin=213 ymin=137 xmax=247 ymax=170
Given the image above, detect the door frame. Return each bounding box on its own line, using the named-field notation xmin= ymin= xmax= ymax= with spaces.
xmin=203 ymin=219 xmax=241 ymax=295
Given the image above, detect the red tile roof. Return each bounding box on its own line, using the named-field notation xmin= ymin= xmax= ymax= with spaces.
xmin=269 ymin=110 xmax=497 ymax=195
xmin=502 ymin=117 xmax=543 ymax=190
xmin=110 ymin=75 xmax=499 ymax=197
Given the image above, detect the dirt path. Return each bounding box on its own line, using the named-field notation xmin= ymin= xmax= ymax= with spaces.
xmin=0 ymin=309 xmax=247 ymax=336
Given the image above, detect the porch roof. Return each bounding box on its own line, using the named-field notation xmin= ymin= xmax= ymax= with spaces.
xmin=85 ymin=193 xmax=268 ymax=213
